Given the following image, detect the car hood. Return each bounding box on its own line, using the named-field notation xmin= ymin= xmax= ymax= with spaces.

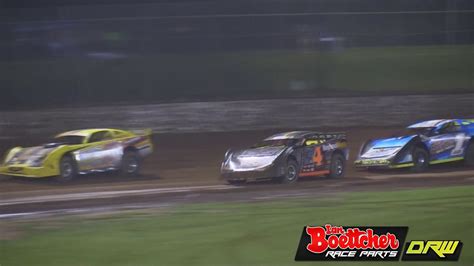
xmin=360 ymin=135 xmax=415 ymax=159
xmin=226 ymin=146 xmax=286 ymax=170
xmin=6 ymin=145 xmax=58 ymax=165
xmin=234 ymin=146 xmax=286 ymax=158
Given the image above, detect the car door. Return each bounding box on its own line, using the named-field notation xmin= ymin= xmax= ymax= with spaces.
xmin=74 ymin=131 xmax=123 ymax=171
xmin=429 ymin=121 xmax=469 ymax=160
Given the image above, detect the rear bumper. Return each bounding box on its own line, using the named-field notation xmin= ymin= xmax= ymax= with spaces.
xmin=0 ymin=165 xmax=54 ymax=178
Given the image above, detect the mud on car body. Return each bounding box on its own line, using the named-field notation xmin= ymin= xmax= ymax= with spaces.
xmin=221 ymin=131 xmax=349 ymax=184
xmin=0 ymin=128 xmax=153 ymax=181
xmin=355 ymin=119 xmax=474 ymax=172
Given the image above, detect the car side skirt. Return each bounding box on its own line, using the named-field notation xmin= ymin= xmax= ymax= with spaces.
xmin=429 ymin=157 xmax=464 ymax=165
xmin=299 ymin=170 xmax=330 ymax=177
xmin=389 ymin=163 xmax=414 ymax=169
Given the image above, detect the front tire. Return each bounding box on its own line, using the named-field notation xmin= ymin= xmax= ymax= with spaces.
xmin=411 ymin=148 xmax=429 ymax=172
xmin=281 ymin=160 xmax=299 ymax=184
xmin=121 ymin=151 xmax=141 ymax=177
xmin=56 ymin=156 xmax=77 ymax=182
xmin=328 ymin=153 xmax=345 ymax=178
xmin=464 ymin=142 xmax=474 ymax=166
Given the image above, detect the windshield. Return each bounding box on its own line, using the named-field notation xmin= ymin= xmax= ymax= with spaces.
xmin=253 ymin=139 xmax=297 ymax=148
xmin=54 ymin=135 xmax=85 ymax=145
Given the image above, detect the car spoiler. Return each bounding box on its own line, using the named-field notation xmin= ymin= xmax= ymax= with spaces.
xmin=315 ymin=132 xmax=346 ymax=140
xmin=130 ymin=128 xmax=153 ymax=136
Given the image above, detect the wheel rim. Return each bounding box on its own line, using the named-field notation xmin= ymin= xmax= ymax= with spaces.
xmin=416 ymin=153 xmax=426 ymax=166
xmin=334 ymin=159 xmax=343 ymax=176
xmin=287 ymin=165 xmax=297 ymax=181
xmin=126 ymin=157 xmax=138 ymax=173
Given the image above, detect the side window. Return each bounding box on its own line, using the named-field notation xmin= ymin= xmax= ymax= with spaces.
xmin=438 ymin=122 xmax=461 ymax=134
xmin=305 ymin=139 xmax=319 ymax=146
xmin=113 ymin=130 xmax=125 ymax=138
xmin=88 ymin=131 xmax=108 ymax=143
xmin=304 ymin=135 xmax=326 ymax=146
xmin=103 ymin=131 xmax=113 ymax=140
xmin=304 ymin=137 xmax=325 ymax=146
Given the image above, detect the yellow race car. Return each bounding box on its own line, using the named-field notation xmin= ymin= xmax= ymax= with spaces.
xmin=0 ymin=128 xmax=153 ymax=181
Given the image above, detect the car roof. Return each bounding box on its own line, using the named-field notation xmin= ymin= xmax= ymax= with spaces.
xmin=55 ymin=128 xmax=119 ymax=138
xmin=264 ymin=131 xmax=315 ymax=140
xmin=407 ymin=119 xmax=453 ymax=129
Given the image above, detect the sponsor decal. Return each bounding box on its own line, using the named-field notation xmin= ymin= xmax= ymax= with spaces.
xmin=430 ymin=139 xmax=455 ymax=154
xmin=312 ymin=146 xmax=324 ymax=166
xmin=402 ymin=240 xmax=462 ymax=261
xmin=357 ymin=159 xmax=390 ymax=165
xmin=295 ymin=224 xmax=407 ymax=261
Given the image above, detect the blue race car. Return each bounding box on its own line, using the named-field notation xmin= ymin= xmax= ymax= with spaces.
xmin=355 ymin=119 xmax=474 ymax=172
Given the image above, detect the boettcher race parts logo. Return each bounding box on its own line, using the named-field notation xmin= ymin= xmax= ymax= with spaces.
xmin=295 ymin=225 xmax=408 ymax=261
xmin=294 ymin=225 xmax=463 ymax=261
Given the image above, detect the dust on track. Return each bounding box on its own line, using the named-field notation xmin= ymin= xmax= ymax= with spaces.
xmin=0 ymin=127 xmax=473 ymax=217
xmin=1 ymin=127 xmax=472 ymax=193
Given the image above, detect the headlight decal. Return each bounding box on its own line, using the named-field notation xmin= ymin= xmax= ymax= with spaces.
xmin=28 ymin=155 xmax=48 ymax=167
xmin=362 ymin=146 xmax=402 ymax=158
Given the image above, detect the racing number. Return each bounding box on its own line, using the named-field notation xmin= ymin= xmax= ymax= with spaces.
xmin=313 ymin=146 xmax=323 ymax=166
xmin=451 ymin=133 xmax=466 ymax=156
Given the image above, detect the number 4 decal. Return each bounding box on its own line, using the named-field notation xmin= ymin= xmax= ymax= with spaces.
xmin=313 ymin=146 xmax=323 ymax=166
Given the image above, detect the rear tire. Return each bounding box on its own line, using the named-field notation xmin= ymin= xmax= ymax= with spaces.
xmin=464 ymin=142 xmax=474 ymax=166
xmin=56 ymin=156 xmax=77 ymax=182
xmin=411 ymin=148 xmax=429 ymax=172
xmin=281 ymin=160 xmax=299 ymax=184
xmin=327 ymin=153 xmax=345 ymax=178
xmin=121 ymin=151 xmax=141 ymax=177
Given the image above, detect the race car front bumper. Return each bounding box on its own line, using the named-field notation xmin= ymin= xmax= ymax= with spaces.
xmin=0 ymin=164 xmax=55 ymax=178
xmin=220 ymin=164 xmax=285 ymax=182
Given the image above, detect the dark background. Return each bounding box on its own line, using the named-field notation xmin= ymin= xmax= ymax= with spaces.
xmin=1 ymin=0 xmax=473 ymax=109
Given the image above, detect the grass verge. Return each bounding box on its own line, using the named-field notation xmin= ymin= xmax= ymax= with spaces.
xmin=1 ymin=185 xmax=473 ymax=265
xmin=2 ymin=45 xmax=473 ymax=108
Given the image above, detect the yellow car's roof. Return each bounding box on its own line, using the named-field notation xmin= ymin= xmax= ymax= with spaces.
xmin=55 ymin=128 xmax=123 ymax=138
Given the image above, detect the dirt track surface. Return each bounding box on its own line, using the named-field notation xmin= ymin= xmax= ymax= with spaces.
xmin=1 ymin=93 xmax=473 ymax=139
xmin=1 ymin=127 xmax=473 ymax=218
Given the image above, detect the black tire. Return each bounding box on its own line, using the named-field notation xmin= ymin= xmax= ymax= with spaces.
xmin=56 ymin=156 xmax=77 ymax=182
xmin=464 ymin=142 xmax=474 ymax=166
xmin=281 ymin=160 xmax=299 ymax=184
xmin=121 ymin=151 xmax=141 ymax=177
xmin=328 ymin=153 xmax=345 ymax=178
xmin=411 ymin=148 xmax=429 ymax=172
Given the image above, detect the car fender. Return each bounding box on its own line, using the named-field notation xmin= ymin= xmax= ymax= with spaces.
xmin=46 ymin=144 xmax=90 ymax=173
xmin=279 ymin=146 xmax=295 ymax=162
xmin=274 ymin=146 xmax=299 ymax=169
